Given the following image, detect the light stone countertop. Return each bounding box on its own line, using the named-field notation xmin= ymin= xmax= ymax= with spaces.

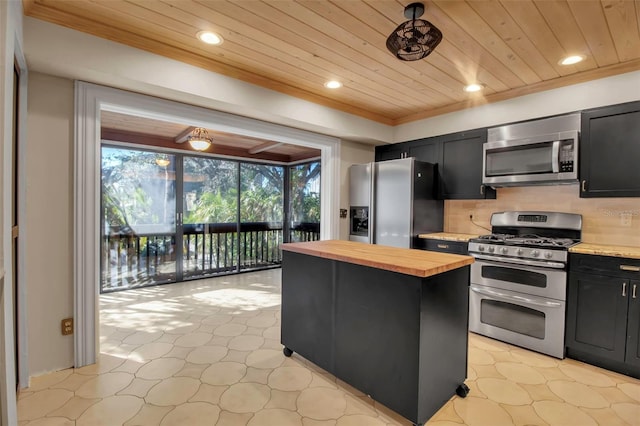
xmin=569 ymin=243 xmax=640 ymax=260
xmin=417 ymin=232 xmax=480 ymax=242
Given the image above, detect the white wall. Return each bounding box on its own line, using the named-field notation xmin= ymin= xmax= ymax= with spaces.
xmin=0 ymin=0 xmax=23 ymax=424
xmin=25 ymin=73 xmax=75 ymax=376
xmin=394 ymin=70 xmax=640 ymax=142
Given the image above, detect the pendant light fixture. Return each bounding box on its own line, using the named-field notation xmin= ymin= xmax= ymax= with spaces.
xmin=155 ymin=153 xmax=170 ymax=167
xmin=386 ymin=2 xmax=442 ymax=61
xmin=187 ymin=127 xmax=213 ymax=151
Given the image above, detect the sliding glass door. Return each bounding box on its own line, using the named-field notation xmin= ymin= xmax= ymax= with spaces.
xmin=182 ymin=156 xmax=238 ymax=278
xmin=100 ymin=146 xmax=299 ymax=292
xmin=101 ymin=148 xmax=177 ymax=291
xmin=240 ymin=163 xmax=284 ymax=269
xmin=289 ymin=161 xmax=321 ymax=242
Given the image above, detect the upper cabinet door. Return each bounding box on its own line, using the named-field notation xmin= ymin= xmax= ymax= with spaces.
xmin=580 ymin=101 xmax=640 ymax=198
xmin=375 ymin=145 xmax=404 ymax=162
xmin=441 ymin=129 xmax=496 ymax=200
xmin=375 ymin=129 xmax=495 ymax=200
xmin=408 ymin=140 xmax=441 ymax=165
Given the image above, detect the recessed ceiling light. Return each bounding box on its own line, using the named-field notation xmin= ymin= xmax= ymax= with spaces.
xmin=197 ymin=31 xmax=223 ymax=45
xmin=464 ymin=83 xmax=484 ymax=93
xmin=324 ymin=80 xmax=342 ymax=89
xmin=560 ymin=55 xmax=585 ymax=65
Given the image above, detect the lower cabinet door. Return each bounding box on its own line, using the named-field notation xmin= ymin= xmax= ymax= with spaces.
xmin=566 ymin=272 xmax=628 ymax=363
xmin=625 ymin=280 xmax=640 ymax=368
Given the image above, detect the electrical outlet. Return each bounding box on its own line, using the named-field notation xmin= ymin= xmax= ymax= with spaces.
xmin=620 ymin=212 xmax=632 ymax=227
xmin=61 ymin=318 xmax=73 ymax=335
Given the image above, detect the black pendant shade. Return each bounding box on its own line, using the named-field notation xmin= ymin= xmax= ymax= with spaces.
xmin=386 ymin=2 xmax=442 ymax=61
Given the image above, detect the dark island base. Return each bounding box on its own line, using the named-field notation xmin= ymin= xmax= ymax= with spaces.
xmin=281 ymin=251 xmax=470 ymax=426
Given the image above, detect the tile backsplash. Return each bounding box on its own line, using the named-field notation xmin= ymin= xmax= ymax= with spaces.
xmin=445 ymin=184 xmax=640 ymax=247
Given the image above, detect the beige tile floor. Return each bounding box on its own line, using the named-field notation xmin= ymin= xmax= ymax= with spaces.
xmin=18 ymin=269 xmax=640 ymax=426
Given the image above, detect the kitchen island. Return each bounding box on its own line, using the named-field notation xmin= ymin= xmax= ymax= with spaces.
xmin=280 ymin=240 xmax=474 ymax=426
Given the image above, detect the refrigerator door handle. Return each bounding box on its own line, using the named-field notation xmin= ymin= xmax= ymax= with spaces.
xmin=369 ymin=162 xmax=375 ymax=244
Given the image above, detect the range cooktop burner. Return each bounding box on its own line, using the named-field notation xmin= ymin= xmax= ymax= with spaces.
xmin=505 ymin=236 xmax=577 ymax=248
xmin=468 ymin=211 xmax=582 ymax=263
xmin=474 ymin=234 xmax=578 ymax=249
xmin=476 ymin=233 xmax=515 ymax=241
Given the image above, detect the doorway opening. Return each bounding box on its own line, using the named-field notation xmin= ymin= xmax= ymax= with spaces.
xmin=75 ymin=82 xmax=340 ymax=367
xmin=100 ymin=145 xmax=321 ymax=292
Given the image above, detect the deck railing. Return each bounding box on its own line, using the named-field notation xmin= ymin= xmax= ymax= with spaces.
xmin=102 ymin=221 xmax=320 ymax=292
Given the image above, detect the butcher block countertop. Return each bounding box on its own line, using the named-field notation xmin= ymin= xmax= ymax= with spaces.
xmin=281 ymin=240 xmax=474 ymax=278
xmin=569 ymin=243 xmax=640 ymax=260
xmin=417 ymin=232 xmax=480 ymax=242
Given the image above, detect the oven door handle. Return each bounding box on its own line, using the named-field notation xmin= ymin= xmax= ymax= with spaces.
xmin=470 ymin=286 xmax=564 ymax=308
xmin=472 ymin=253 xmax=565 ymax=269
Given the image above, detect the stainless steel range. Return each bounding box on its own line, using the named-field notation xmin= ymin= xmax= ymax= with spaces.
xmin=467 ymin=211 xmax=582 ymax=358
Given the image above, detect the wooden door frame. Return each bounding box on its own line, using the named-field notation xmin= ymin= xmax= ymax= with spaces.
xmin=1 ymin=3 xmax=28 ymax=425
xmin=13 ymin=52 xmax=29 ymax=391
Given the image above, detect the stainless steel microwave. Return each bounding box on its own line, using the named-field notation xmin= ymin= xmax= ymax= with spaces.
xmin=482 ymin=130 xmax=579 ymax=186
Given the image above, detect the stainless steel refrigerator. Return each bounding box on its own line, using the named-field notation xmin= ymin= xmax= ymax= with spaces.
xmin=348 ymin=157 xmax=443 ymax=248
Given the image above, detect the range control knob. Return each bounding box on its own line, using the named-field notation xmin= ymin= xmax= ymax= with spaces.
xmin=501 ymin=247 xmax=509 ymax=254
xmin=516 ymin=248 xmax=523 ymax=256
xmin=478 ymin=245 xmax=485 ymax=252
xmin=488 ymin=246 xmax=495 ymax=253
xmin=544 ymin=252 xmax=553 ymax=259
xmin=531 ymin=249 xmax=540 ymax=257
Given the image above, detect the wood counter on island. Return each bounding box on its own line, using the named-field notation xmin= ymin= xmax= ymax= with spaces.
xmin=280 ymin=240 xmax=474 ymax=426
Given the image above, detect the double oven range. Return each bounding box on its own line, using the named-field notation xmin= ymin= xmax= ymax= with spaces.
xmin=467 ymin=211 xmax=582 ymax=358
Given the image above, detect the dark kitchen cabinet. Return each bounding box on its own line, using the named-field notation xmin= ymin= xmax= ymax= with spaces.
xmin=374 ymin=128 xmax=494 ymax=200
xmin=628 ymin=288 xmax=640 ymax=368
xmin=440 ymin=129 xmax=495 ymax=200
xmin=580 ymin=101 xmax=640 ymax=198
xmin=375 ymin=139 xmax=440 ymax=164
xmin=566 ymin=253 xmax=640 ymax=378
xmin=566 ymin=272 xmax=628 ymax=363
xmin=375 ymin=144 xmax=405 ymax=161
xmin=408 ymin=140 xmax=441 ymax=165
xmin=416 ymin=238 xmax=469 ymax=255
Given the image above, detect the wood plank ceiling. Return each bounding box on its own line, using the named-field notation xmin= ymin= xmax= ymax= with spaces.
xmin=23 ymin=0 xmax=640 ymax=126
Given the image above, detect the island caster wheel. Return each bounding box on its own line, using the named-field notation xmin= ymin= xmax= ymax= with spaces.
xmin=456 ymin=383 xmax=470 ymax=398
xmin=283 ymin=347 xmax=293 ymax=357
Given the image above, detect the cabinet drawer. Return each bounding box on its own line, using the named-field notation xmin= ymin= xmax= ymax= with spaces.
xmin=570 ymin=253 xmax=640 ymax=278
xmin=423 ymin=239 xmax=468 ymax=255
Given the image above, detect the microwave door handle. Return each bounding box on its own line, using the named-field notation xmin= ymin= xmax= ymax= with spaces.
xmin=552 ymin=140 xmax=560 ymax=173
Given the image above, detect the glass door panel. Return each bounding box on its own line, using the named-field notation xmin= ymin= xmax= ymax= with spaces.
xmin=240 ymin=164 xmax=284 ymax=269
xmin=289 ymin=161 xmax=321 ymax=242
xmin=101 ymin=147 xmax=177 ymax=292
xmin=182 ymin=156 xmax=239 ymax=278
